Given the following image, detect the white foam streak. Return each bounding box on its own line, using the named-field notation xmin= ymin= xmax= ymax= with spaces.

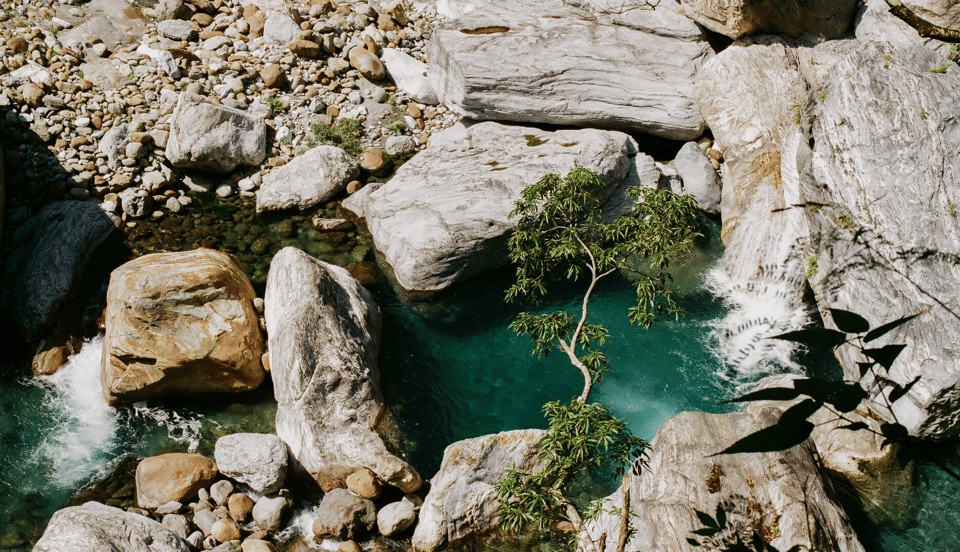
xmin=130 ymin=404 xmax=207 ymax=453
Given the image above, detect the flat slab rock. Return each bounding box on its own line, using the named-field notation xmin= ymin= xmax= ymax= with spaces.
xmin=255 ymin=145 xmax=359 ymax=213
xmin=679 ymin=0 xmax=858 ymax=41
xmin=33 ymin=501 xmax=190 ymax=552
xmin=6 ymin=199 xmax=119 ymax=342
xmin=412 ymin=429 xmax=546 ymax=552
xmin=101 ymin=248 xmax=265 ymax=405
xmin=265 ymin=247 xmax=421 ymax=492
xmin=347 ymin=121 xmax=637 ymax=291
xmin=584 ymin=410 xmax=864 ymax=552
xmin=166 ymin=91 xmax=266 ymax=174
xmin=428 ymin=0 xmax=711 ymax=139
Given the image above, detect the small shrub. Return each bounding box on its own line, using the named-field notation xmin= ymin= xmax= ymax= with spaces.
xmin=837 ymin=212 xmax=855 ymax=230
xmin=805 ymin=256 xmax=818 ymax=278
xmin=929 ymin=65 xmax=949 ymax=74
xmin=265 ymin=97 xmax=285 ymax=114
xmin=309 ymin=118 xmax=364 ymax=155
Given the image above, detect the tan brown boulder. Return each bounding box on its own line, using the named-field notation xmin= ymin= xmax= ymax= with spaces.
xmin=101 ymin=248 xmax=266 ymax=406
xmin=212 ymin=517 xmax=242 ymax=543
xmin=136 ymin=453 xmax=218 ymax=509
xmin=346 ymin=468 xmax=381 ymax=499
xmin=348 ymin=46 xmax=385 ymax=80
xmin=288 ymin=39 xmax=321 ymax=58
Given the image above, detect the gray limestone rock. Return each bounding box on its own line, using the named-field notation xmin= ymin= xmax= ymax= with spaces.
xmin=381 ymin=48 xmax=438 ymax=105
xmin=162 ymin=514 xmax=191 ymax=540
xmin=679 ymin=0 xmax=858 ymax=41
xmin=428 ymin=0 xmax=711 ymax=139
xmin=411 ymin=430 xmax=546 ymax=552
xmin=674 ymin=141 xmax=722 ymax=215
xmin=311 ymin=488 xmax=377 ymax=541
xmin=583 ymin=411 xmax=864 ymax=552
xmin=252 ymin=496 xmax=292 ymax=532
xmin=158 ymin=19 xmax=198 ymax=41
xmin=99 ymin=125 xmax=130 ymax=172
xmin=166 ymin=92 xmax=267 ymax=174
xmin=265 ymin=247 xmax=421 ymax=493
xmin=350 ymin=122 xmax=636 ymax=291
xmin=33 ymin=502 xmax=191 ymax=552
xmin=119 ymin=188 xmax=153 ymax=218
xmin=214 ymin=433 xmax=289 ymax=494
xmin=855 ymin=0 xmax=960 ymax=61
xmin=791 ymin=42 xmax=960 ymax=440
xmin=6 ymin=200 xmax=120 ymax=342
xmin=256 ymin=146 xmax=360 ymax=213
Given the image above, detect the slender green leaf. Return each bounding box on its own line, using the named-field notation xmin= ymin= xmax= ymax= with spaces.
xmin=890 ymin=375 xmax=922 ymax=403
xmin=864 ymin=345 xmax=907 ymax=370
xmin=694 ymin=509 xmax=718 ymax=529
xmin=829 ymin=308 xmax=870 ymax=334
xmin=723 ymin=387 xmax=804 ymax=404
xmin=769 ymin=328 xmax=848 ymax=348
xmin=864 ymin=314 xmax=919 ymax=343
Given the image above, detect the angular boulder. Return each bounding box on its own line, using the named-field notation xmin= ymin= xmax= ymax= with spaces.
xmin=33 ymin=502 xmax=190 ymax=552
xmin=428 ymin=0 xmax=711 ymax=139
xmin=583 ymin=411 xmax=864 ymax=552
xmin=792 ymin=42 xmax=960 ymax=439
xmin=381 ymin=48 xmax=438 ymax=105
xmin=101 ymin=248 xmax=266 ymax=405
xmin=265 ymin=247 xmax=421 ymax=492
xmin=6 ymin=200 xmax=119 ymax=342
xmin=411 ymin=429 xmax=546 ymax=552
xmin=674 ymin=141 xmax=722 ymax=215
xmin=136 ymin=453 xmax=219 ymax=509
xmin=214 ymin=433 xmax=289 ymax=494
xmin=347 ymin=122 xmax=636 ymax=291
xmin=855 ymin=0 xmax=960 ymax=61
xmin=256 ymin=145 xmax=360 ymax=213
xmin=166 ymin=92 xmax=267 ymax=174
xmin=311 ymin=488 xmax=377 ymax=541
xmin=679 ymin=0 xmax=858 ymax=41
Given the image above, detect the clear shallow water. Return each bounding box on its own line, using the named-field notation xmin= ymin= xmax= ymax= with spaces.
xmin=0 ymin=217 xmax=957 ymax=551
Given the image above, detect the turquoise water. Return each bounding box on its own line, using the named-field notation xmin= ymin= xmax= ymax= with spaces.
xmin=1 ymin=210 xmax=958 ymax=550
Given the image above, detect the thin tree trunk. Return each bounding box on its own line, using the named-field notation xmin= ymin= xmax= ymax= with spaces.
xmin=566 ymin=502 xmax=601 ymax=552
xmin=884 ymin=0 xmax=960 ymax=42
xmin=616 ymin=473 xmax=631 ymax=552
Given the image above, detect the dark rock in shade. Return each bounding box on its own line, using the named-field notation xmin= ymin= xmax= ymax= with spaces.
xmin=791 ymin=42 xmax=960 ymax=440
xmin=0 ymin=142 xmax=4 ymax=253
xmin=584 ymin=410 xmax=865 ymax=552
xmin=312 ymin=488 xmax=377 ymax=541
xmin=265 ymin=247 xmax=421 ymax=493
xmin=33 ymin=501 xmax=191 ymax=552
xmin=679 ymin=0 xmax=858 ymax=41
xmin=6 ymin=200 xmax=120 ymax=342
xmin=428 ymin=0 xmax=711 ymax=140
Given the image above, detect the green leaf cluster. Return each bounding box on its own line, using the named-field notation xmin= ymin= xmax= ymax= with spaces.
xmin=309 ymin=117 xmax=364 ymax=155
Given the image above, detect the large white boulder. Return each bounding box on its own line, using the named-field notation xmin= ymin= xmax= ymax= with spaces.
xmin=214 ymin=433 xmax=289 ymax=494
xmin=855 ymin=0 xmax=960 ymax=60
xmin=381 ymin=48 xmax=438 ymax=105
xmin=347 ymin=121 xmax=637 ymax=291
xmin=34 ymin=502 xmax=191 ymax=552
xmin=166 ymin=92 xmax=267 ymax=174
xmin=265 ymin=247 xmax=421 ymax=493
xmin=256 ymin=145 xmax=359 ymax=213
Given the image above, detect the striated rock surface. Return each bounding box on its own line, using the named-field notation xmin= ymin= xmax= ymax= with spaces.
xmin=349 ymin=122 xmax=636 ymax=291
xmin=792 ymin=42 xmax=960 ymax=440
xmin=33 ymin=502 xmax=190 ymax=552
xmin=136 ymin=453 xmax=219 ymax=509
xmin=265 ymin=247 xmax=420 ymax=492
xmin=256 ymin=145 xmax=359 ymax=213
xmin=679 ymin=0 xmax=858 ymax=41
xmin=166 ymin=92 xmax=267 ymax=174
xmin=428 ymin=0 xmax=711 ymax=139
xmin=6 ymin=200 xmax=120 ymax=342
xmin=855 ymin=0 xmax=960 ymax=61
xmin=101 ymin=248 xmax=266 ymax=405
xmin=584 ymin=411 xmax=864 ymax=552
xmin=214 ymin=433 xmax=289 ymax=494
xmin=381 ymin=48 xmax=438 ymax=105
xmin=411 ymin=429 xmax=546 ymax=552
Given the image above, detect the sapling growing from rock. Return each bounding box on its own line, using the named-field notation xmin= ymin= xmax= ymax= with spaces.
xmin=494 ymin=167 xmax=704 ymax=552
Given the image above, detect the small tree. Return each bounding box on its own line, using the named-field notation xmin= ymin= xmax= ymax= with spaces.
xmin=494 ymin=167 xmax=704 ymax=552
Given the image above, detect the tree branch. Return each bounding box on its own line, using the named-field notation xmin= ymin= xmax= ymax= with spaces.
xmin=615 ymin=473 xmax=631 ymax=552
xmin=565 ymin=501 xmax=601 ymax=552
xmin=884 ymin=0 xmax=960 ymax=42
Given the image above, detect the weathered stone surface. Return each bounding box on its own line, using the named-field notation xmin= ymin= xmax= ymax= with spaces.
xmin=411 ymin=430 xmax=546 ymax=552
xmin=33 ymin=502 xmax=190 ymax=552
xmin=679 ymin=0 xmax=858 ymax=41
xmin=101 ymin=248 xmax=265 ymax=405
xmin=855 ymin=0 xmax=960 ymax=61
xmin=136 ymin=454 xmax=219 ymax=509
xmin=311 ymin=488 xmax=376 ymax=541
xmin=214 ymin=433 xmax=289 ymax=494
xmin=6 ymin=200 xmax=119 ymax=342
xmin=381 ymin=48 xmax=437 ymax=104
xmin=252 ymin=496 xmax=292 ymax=532
xmin=428 ymin=0 xmax=711 ymax=139
xmin=791 ymin=42 xmax=960 ymax=440
xmin=377 ymin=500 xmax=416 ymax=537
xmin=166 ymin=92 xmax=267 ymax=174
xmin=584 ymin=411 xmax=864 ymax=552
xmin=228 ymin=493 xmax=255 ymax=522
xmin=348 ymin=122 xmax=636 ymax=291
xmin=348 ymin=46 xmax=386 ymax=80
xmin=211 ymin=518 xmax=241 ymax=543
xmin=256 ymin=146 xmax=359 ymax=213
xmin=674 ymin=141 xmax=721 ymax=215
xmin=346 ymin=468 xmax=381 ymax=499
xmin=158 ymin=19 xmax=199 ymax=41
xmin=265 ymin=247 xmax=421 ymax=492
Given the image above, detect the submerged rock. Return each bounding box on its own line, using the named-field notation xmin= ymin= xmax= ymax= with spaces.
xmin=166 ymin=92 xmax=267 ymax=174
xmin=33 ymin=502 xmax=190 ymax=552
xmin=348 ymin=122 xmax=636 ymax=291
xmin=793 ymin=42 xmax=960 ymax=440
xmin=412 ymin=429 xmax=546 ymax=552
xmin=6 ymin=200 xmax=120 ymax=342
xmin=265 ymin=247 xmax=421 ymax=492
xmin=584 ymin=410 xmax=864 ymax=552
xmin=428 ymin=0 xmax=711 ymax=139
xmin=101 ymin=248 xmax=266 ymax=405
